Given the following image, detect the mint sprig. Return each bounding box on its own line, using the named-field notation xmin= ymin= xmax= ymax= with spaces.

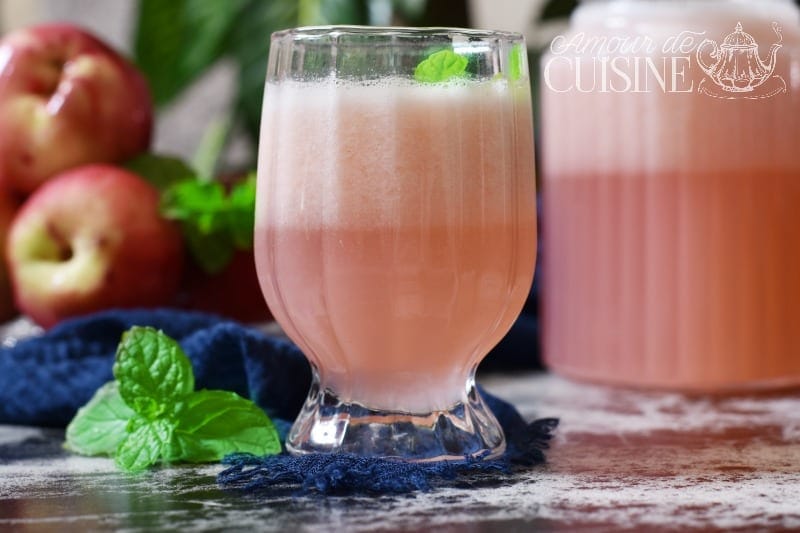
xmin=126 ymin=154 xmax=256 ymax=275
xmin=65 ymin=327 xmax=281 ymax=472
xmin=414 ymin=49 xmax=468 ymax=83
xmin=161 ymin=173 xmax=257 ymax=274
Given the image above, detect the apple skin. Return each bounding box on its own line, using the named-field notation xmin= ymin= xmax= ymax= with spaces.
xmin=6 ymin=164 xmax=183 ymax=328
xmin=0 ymin=24 xmax=152 ymax=195
xmin=0 ymin=189 xmax=19 ymax=321
xmin=176 ymin=250 xmax=273 ymax=324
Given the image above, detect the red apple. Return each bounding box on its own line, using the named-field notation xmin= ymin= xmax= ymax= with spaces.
xmin=176 ymin=249 xmax=272 ymax=323
xmin=0 ymin=24 xmax=152 ymax=195
xmin=6 ymin=164 xmax=183 ymax=328
xmin=0 ymin=189 xmax=19 ymax=321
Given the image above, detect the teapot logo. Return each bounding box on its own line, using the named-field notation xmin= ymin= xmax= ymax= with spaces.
xmin=696 ymin=22 xmax=786 ymax=99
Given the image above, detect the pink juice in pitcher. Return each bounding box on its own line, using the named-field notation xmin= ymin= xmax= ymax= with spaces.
xmin=541 ymin=0 xmax=800 ymax=390
xmin=256 ymin=79 xmax=536 ymax=411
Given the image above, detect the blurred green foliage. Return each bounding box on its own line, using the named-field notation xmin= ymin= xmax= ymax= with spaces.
xmin=133 ymin=0 xmax=469 ymax=169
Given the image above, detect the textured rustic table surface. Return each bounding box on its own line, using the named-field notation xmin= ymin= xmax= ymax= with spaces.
xmin=1 ymin=373 xmax=799 ymax=532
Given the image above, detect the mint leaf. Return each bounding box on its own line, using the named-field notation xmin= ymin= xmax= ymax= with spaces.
xmin=127 ymin=154 xmax=254 ymax=273
xmin=113 ymin=327 xmax=195 ymax=411
xmin=414 ymin=49 xmax=468 ymax=83
xmin=182 ymin=224 xmax=236 ymax=274
xmin=508 ymin=43 xmax=524 ymax=81
xmin=66 ymin=327 xmax=282 ymax=472
xmin=116 ymin=417 xmax=174 ymax=472
xmin=125 ymin=153 xmax=196 ymax=191
xmin=65 ymin=382 xmax=134 ymax=456
xmin=171 ymin=390 xmax=281 ymax=462
xmin=161 ymin=176 xmax=255 ymax=274
xmin=162 ymin=180 xmax=229 ymax=233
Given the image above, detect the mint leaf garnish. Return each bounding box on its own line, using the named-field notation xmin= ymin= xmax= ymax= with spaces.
xmin=414 ymin=49 xmax=468 ymax=83
xmin=65 ymin=327 xmax=282 ymax=472
xmin=509 ymin=43 xmax=524 ymax=81
xmin=65 ymin=382 xmax=133 ymax=456
xmin=161 ymin=174 xmax=256 ymax=274
xmin=114 ymin=327 xmax=194 ymax=409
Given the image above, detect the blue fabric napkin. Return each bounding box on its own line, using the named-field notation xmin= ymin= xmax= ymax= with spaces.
xmin=0 ymin=308 xmax=555 ymax=495
xmin=0 ymin=309 xmax=313 ymax=427
xmin=218 ymin=415 xmax=557 ymax=496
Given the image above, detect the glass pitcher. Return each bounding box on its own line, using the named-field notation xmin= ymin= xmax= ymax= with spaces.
xmin=540 ymin=0 xmax=800 ymax=390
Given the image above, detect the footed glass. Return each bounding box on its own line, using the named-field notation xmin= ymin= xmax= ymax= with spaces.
xmin=255 ymin=26 xmax=536 ymax=460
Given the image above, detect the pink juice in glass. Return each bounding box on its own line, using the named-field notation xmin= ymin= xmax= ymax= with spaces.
xmin=256 ymin=79 xmax=536 ymax=412
xmin=541 ymin=1 xmax=800 ymax=390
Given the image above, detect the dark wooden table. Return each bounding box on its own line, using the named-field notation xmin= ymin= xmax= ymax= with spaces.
xmin=2 ymin=373 xmax=799 ymax=531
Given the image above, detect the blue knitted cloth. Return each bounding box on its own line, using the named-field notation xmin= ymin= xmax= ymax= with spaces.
xmin=218 ymin=415 xmax=557 ymax=496
xmin=0 ymin=309 xmax=311 ymax=427
xmin=0 ymin=309 xmax=556 ymax=495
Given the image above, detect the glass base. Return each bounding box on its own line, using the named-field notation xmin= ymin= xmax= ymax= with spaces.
xmin=286 ymin=377 xmax=506 ymax=462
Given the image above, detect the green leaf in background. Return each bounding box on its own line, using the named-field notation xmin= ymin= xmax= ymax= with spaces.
xmin=161 ymin=177 xmax=256 ymax=274
xmin=162 ymin=180 xmax=228 ymax=235
xmin=181 ymin=223 xmax=236 ymax=274
xmin=134 ymin=0 xmax=249 ymax=106
xmin=414 ymin=49 xmax=469 ymax=83
xmin=113 ymin=327 xmax=195 ymax=409
xmin=392 ymin=0 xmax=427 ymax=22
xmin=222 ymin=0 xmax=300 ymax=145
xmin=125 ymin=153 xmax=196 ymax=191
xmin=64 ymin=382 xmax=134 ymax=456
xmin=161 ymin=179 xmax=233 ymax=273
xmin=133 ymin=0 xmax=470 ymax=166
xmin=125 ymin=153 xmax=256 ymax=274
xmin=301 ymin=0 xmax=369 ymax=26
xmin=134 ymin=0 xmax=372 ymax=158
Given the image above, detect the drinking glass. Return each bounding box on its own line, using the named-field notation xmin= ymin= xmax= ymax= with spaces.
xmin=256 ymin=26 xmax=536 ymax=460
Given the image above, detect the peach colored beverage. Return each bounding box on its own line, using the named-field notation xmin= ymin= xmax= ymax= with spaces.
xmin=256 ymin=80 xmax=536 ymax=411
xmin=541 ymin=0 xmax=800 ymax=390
